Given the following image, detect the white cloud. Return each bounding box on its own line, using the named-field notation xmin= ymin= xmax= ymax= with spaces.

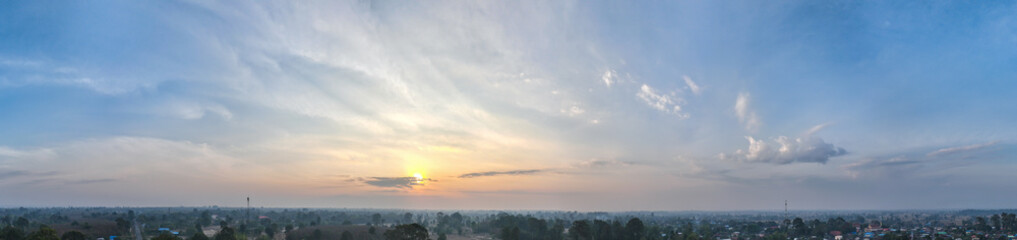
xmin=165 ymin=101 xmax=234 ymax=120
xmin=0 ymin=147 xmax=55 ymax=159
xmin=602 ymin=70 xmax=615 ymax=87
xmin=724 ymin=135 xmax=847 ymax=164
xmin=804 ymin=123 xmax=832 ymax=136
xmin=683 ymin=76 xmax=701 ymax=95
xmin=927 ymin=141 xmax=1000 ymax=157
xmin=637 ymin=84 xmax=688 ymax=119
xmin=568 ymin=105 xmax=585 ymax=116
xmin=735 ymin=92 xmax=760 ymax=131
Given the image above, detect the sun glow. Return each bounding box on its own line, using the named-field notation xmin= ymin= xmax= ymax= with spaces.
xmin=413 ymin=173 xmax=424 ymax=183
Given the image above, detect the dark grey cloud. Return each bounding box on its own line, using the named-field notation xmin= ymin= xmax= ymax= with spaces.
xmin=458 ymin=169 xmax=544 ymax=178
xmin=845 ymin=142 xmax=1014 ymax=177
xmin=68 ymin=178 xmax=118 ymax=185
xmin=362 ymin=177 xmax=434 ymax=189
xmin=0 ymin=170 xmax=29 ymax=180
xmin=0 ymin=169 xmax=59 ymax=180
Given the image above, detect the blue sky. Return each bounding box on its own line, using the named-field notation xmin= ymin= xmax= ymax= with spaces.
xmin=1 ymin=1 xmax=1016 ymax=210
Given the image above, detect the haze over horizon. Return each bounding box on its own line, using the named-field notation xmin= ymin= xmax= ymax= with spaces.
xmin=2 ymin=1 xmax=1016 ymax=211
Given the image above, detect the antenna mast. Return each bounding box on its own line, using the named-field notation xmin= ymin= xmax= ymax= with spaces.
xmin=784 ymin=200 xmax=789 ymax=230
xmin=246 ymin=197 xmax=250 ymax=228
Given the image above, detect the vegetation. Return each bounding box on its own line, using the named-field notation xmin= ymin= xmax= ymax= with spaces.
xmin=383 ymin=224 xmax=428 ymax=240
xmin=2 ymin=208 xmax=1017 ymax=240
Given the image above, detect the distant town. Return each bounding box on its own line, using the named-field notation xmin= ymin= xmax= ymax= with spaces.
xmin=1 ymin=207 xmax=1015 ymax=240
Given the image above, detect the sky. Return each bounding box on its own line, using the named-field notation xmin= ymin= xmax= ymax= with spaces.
xmin=1 ymin=1 xmax=1016 ymax=211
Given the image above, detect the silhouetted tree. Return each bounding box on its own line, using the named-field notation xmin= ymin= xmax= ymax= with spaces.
xmin=625 ymin=218 xmax=644 ymax=240
xmin=550 ymin=222 xmax=565 ymax=240
xmin=341 ymin=231 xmax=353 ymax=240
xmin=214 ymin=226 xmax=236 ymax=240
xmin=792 ymin=218 xmax=807 ymax=236
xmin=991 ymin=214 xmax=1001 ymax=232
xmin=14 ymin=218 xmax=29 ymax=230
xmin=593 ymin=220 xmax=612 ymax=240
xmin=312 ymin=229 xmax=322 ymax=240
xmin=1 ymin=226 xmax=25 ymax=240
xmin=191 ymin=231 xmax=210 ymax=240
xmin=976 ymin=217 xmax=990 ymax=232
xmin=500 ymin=227 xmax=519 ymax=240
xmin=265 ymin=223 xmax=277 ymax=238
xmin=114 ymin=218 xmax=130 ymax=234
xmin=384 ymin=224 xmax=429 ymax=240
xmin=571 ymin=220 xmax=591 ymax=240
xmin=59 ymin=231 xmax=85 ymax=240
xmin=151 ymin=232 xmax=181 ymax=240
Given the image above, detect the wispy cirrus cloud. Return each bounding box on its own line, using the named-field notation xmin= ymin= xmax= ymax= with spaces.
xmin=735 ymin=92 xmax=760 ymax=132
xmin=458 ymin=169 xmax=544 ymax=178
xmin=927 ymin=141 xmax=1000 ymax=157
xmin=683 ymin=76 xmax=701 ymax=95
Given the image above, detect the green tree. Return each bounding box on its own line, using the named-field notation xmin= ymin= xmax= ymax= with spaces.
xmin=593 ymin=220 xmax=612 ymax=240
xmin=976 ymin=217 xmax=990 ymax=232
xmin=1 ymin=226 xmax=25 ymax=240
xmin=550 ymin=222 xmax=565 ymax=240
xmin=341 ymin=231 xmax=354 ymax=240
xmin=792 ymin=218 xmax=807 ymax=236
xmin=191 ymin=232 xmax=210 ymax=240
xmin=764 ymin=232 xmax=787 ymax=240
xmin=14 ymin=218 xmax=29 ymax=230
xmin=500 ymin=227 xmax=519 ymax=240
xmin=264 ymin=223 xmax=277 ymax=238
xmin=1002 ymin=213 xmax=1016 ymax=232
xmin=625 ymin=218 xmax=644 ymax=240
xmin=571 ymin=220 xmax=591 ymax=240
xmin=151 ymin=232 xmax=181 ymax=240
xmin=312 ymin=229 xmax=322 ymax=240
xmin=991 ymin=214 xmax=1002 ymax=232
xmin=403 ymin=213 xmax=414 ymax=224
xmin=437 ymin=233 xmax=447 ymax=240
xmin=214 ymin=226 xmax=236 ymax=240
xmin=370 ymin=226 xmax=377 ymax=234
xmin=613 ymin=221 xmax=626 ymax=240
xmin=199 ymin=211 xmax=212 ymax=227
xmin=59 ymin=231 xmax=86 ymax=240
xmin=26 ymin=226 xmax=58 ymax=240
xmin=384 ymin=224 xmax=429 ymax=240
xmin=114 ymin=218 xmax=131 ymax=234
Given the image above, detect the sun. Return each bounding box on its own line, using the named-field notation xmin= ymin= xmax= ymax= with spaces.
xmin=413 ymin=173 xmax=423 ymax=183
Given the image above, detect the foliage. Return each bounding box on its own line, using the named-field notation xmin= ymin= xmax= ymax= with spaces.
xmin=25 ymin=226 xmax=58 ymax=240
xmin=624 ymin=218 xmax=644 ymax=240
xmin=213 ymin=226 xmax=237 ymax=240
xmin=191 ymin=231 xmax=210 ymax=240
xmin=1 ymin=226 xmax=25 ymax=240
xmin=570 ymin=220 xmax=590 ymax=240
xmin=341 ymin=230 xmax=354 ymax=240
xmin=384 ymin=224 xmax=429 ymax=240
xmin=58 ymin=231 xmax=85 ymax=240
xmin=151 ymin=232 xmax=182 ymax=240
